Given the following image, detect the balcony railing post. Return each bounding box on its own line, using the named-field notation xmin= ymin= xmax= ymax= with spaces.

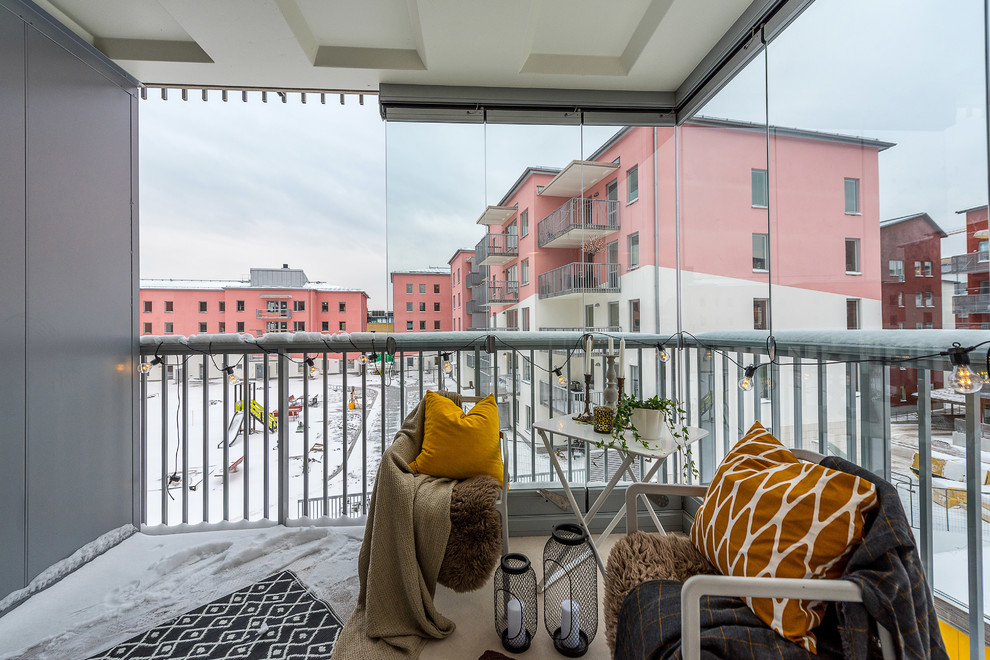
xmin=277 ymin=351 xmax=289 ymax=525
xmin=263 ymin=356 xmax=271 ymax=519
xmin=965 ymin=392 xmax=985 ymax=657
xmin=222 ymin=356 xmax=230 ymax=521
xmin=303 ymin=353 xmax=310 ymax=517
xmin=322 ymin=353 xmax=329 ymax=515
xmin=361 ymin=361 xmax=368 ymax=514
xmin=792 ymin=358 xmax=803 ymax=449
xmin=817 ymin=358 xmax=828 ymax=455
xmin=845 ymin=363 xmax=857 ymax=463
xmin=243 ymin=358 xmax=251 ymax=521
xmin=697 ymin=348 xmax=715 ymax=484
xmin=181 ymin=361 xmax=189 ymax=524
xmin=917 ymin=370 xmax=934 ymax=585
xmin=160 ymin=356 xmax=169 ymax=526
xmin=140 ymin=370 xmax=148 ymax=526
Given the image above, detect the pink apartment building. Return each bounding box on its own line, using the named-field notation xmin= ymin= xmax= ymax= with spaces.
xmin=447 ymin=249 xmax=476 ymax=331
xmin=465 ymin=120 xmax=891 ymax=335
xmin=391 ymin=268 xmax=452 ymax=332
xmin=141 ymin=265 xmax=368 ymax=337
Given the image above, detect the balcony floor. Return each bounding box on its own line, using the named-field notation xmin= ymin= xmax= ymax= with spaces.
xmin=0 ymin=524 xmax=619 ymax=659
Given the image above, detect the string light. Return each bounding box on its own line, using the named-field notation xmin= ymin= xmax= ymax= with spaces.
xmin=223 ymin=365 xmax=238 ymax=385
xmin=738 ymin=365 xmax=757 ymax=391
xmin=442 ymin=352 xmax=452 ymax=373
xmin=139 ymin=356 xmax=163 ymax=373
xmin=304 ymin=356 xmax=318 ymax=377
xmin=553 ymin=368 xmax=566 ymax=386
xmin=948 ymin=342 xmax=984 ymax=394
xmin=360 ymin=354 xmax=368 ymax=365
xmin=656 ymin=344 xmax=670 ymax=363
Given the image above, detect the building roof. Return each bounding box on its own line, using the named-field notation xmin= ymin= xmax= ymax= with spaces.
xmin=956 ymin=204 xmax=988 ymax=214
xmin=389 ymin=267 xmax=451 ymax=282
xmin=688 ymin=117 xmax=896 ymax=151
xmin=139 ymin=278 xmax=366 ymax=294
xmin=496 ymin=166 xmax=561 ymax=206
xmin=447 ymin=248 xmax=475 ymax=265
xmin=880 ymin=212 xmax=947 ymax=238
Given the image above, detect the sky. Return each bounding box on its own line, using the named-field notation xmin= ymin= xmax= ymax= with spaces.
xmin=140 ymin=0 xmax=989 ymax=310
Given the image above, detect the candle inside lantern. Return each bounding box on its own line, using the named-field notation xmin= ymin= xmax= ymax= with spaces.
xmin=506 ymin=598 xmax=527 ymax=649
xmin=560 ymin=599 xmax=581 ymax=649
xmin=584 ymin=336 xmax=592 ymax=375
xmin=608 ymin=336 xmax=614 ymax=355
xmin=619 ymin=338 xmax=625 ymax=374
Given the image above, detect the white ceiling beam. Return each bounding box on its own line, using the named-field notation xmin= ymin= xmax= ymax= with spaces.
xmin=273 ymin=0 xmax=318 ymax=64
xmin=94 ymin=37 xmax=212 ymax=63
xmin=31 ymin=0 xmax=94 ymax=44
xmin=620 ymin=0 xmax=676 ymax=73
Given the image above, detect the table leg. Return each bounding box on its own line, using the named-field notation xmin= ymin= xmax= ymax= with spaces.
xmin=594 ymin=456 xmax=669 ymax=546
xmin=537 ymin=428 xmax=606 ymax=578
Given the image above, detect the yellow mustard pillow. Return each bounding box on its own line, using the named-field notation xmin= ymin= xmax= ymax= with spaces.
xmin=409 ymin=391 xmax=503 ymax=487
xmin=690 ymin=422 xmax=878 ymax=653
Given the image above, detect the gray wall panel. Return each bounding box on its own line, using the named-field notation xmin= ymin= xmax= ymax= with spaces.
xmin=24 ymin=29 xmax=136 ymax=582
xmin=0 ymin=8 xmax=27 ymax=598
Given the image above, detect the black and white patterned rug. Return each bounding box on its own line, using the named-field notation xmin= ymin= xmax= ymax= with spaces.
xmin=89 ymin=570 xmax=343 ymax=659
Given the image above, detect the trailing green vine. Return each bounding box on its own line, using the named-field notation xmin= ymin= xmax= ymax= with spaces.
xmin=593 ymin=394 xmax=697 ymax=480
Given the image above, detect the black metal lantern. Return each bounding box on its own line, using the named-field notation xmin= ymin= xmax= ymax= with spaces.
xmin=494 ymin=553 xmax=537 ymax=653
xmin=543 ymin=523 xmax=598 ymax=657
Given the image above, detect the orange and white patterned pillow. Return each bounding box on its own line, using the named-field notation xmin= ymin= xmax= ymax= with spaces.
xmin=690 ymin=422 xmax=878 ymax=653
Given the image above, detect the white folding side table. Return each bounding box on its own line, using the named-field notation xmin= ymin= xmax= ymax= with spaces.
xmin=532 ymin=415 xmax=707 ymax=576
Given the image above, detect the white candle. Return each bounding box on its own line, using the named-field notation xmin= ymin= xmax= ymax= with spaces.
xmin=560 ymin=599 xmax=581 ymax=649
xmin=608 ymin=336 xmax=614 ymax=355
xmin=506 ymin=598 xmax=527 ymax=648
xmin=619 ymin=338 xmax=625 ymax=374
xmin=584 ymin=336 xmax=592 ymax=375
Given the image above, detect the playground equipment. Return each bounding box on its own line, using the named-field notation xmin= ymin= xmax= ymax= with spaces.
xmin=234 ymin=399 xmax=278 ymax=432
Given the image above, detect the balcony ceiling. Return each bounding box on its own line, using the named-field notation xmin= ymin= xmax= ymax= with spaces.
xmin=477 ymin=206 xmax=518 ymax=226
xmin=540 ymin=160 xmax=620 ymax=198
xmin=35 ymin=0 xmax=770 ymax=99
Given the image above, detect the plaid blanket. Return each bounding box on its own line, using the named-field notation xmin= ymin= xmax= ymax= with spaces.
xmin=615 ymin=457 xmax=949 ymax=659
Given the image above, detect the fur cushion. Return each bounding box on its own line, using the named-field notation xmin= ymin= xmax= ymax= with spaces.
xmin=604 ymin=531 xmax=719 ymax=652
xmin=437 ymin=475 xmax=503 ymax=593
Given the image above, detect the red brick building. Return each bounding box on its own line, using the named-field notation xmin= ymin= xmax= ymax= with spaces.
xmin=880 ymin=213 xmax=946 ymax=403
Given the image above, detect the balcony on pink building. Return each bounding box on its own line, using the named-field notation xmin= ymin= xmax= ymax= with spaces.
xmin=474 ymin=232 xmax=518 ymax=266
xmin=479 ymin=279 xmax=519 ymax=305
xmin=538 ymin=197 xmax=620 ymax=249
xmin=538 ymin=262 xmax=620 ymax=299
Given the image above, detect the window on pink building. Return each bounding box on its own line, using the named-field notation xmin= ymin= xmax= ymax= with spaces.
xmin=219 ymin=301 xmax=225 ymax=312
xmin=164 ymin=322 xmax=173 ymax=333
xmin=165 ymin=301 xmax=173 ymax=312
xmin=293 ymin=301 xmax=305 ymax=312
xmin=419 ymin=302 xmax=426 ymax=312
xmin=236 ymin=300 xmax=245 ymax=312
xmin=339 ymin=302 xmax=346 ymax=312
xmin=339 ymin=321 xmax=346 ymax=331
xmin=198 ymin=322 xmax=207 ymax=333
xmin=143 ymin=322 xmax=151 ymax=334
xmin=294 ymin=321 xmax=305 ymax=331
xmin=322 ymin=321 xmax=329 ymax=331
xmin=199 ymin=301 xmax=207 ymax=312
xmin=753 ymin=299 xmax=768 ymax=330
xmin=434 ymin=302 xmax=440 ymax=312
xmin=406 ymin=321 xmax=413 ymax=330
xmin=434 ymin=320 xmax=441 ymax=329
xmin=433 ymin=284 xmax=440 ymax=294
xmin=237 ymin=321 xmax=244 ymax=332
xmin=419 ymin=321 xmax=426 ymax=330
xmin=143 ymin=300 xmax=152 ymax=313
xmin=219 ymin=322 xmax=225 ymax=333
xmin=322 ymin=301 xmax=329 ymax=312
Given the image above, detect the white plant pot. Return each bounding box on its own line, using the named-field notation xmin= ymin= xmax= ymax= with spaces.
xmin=631 ymin=408 xmax=665 ymax=441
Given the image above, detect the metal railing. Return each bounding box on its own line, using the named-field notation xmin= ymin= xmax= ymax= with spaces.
xmin=140 ymin=328 xmax=990 ymax=645
xmin=538 ymin=262 xmax=619 ymax=299
xmin=475 ymin=232 xmax=518 ymax=265
xmin=538 ymin=380 xmax=603 ymax=415
xmin=953 ymin=292 xmax=990 ymax=315
xmin=540 ymin=326 xmax=621 ymax=332
xmin=256 ymin=308 xmax=292 ymax=319
xmin=537 ymin=198 xmax=619 ymax=247
xmin=479 ymin=280 xmax=519 ymax=306
xmin=943 ymin=251 xmax=990 ymax=274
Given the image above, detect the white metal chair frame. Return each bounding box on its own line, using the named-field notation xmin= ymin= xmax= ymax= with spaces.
xmin=622 ymin=447 xmax=896 ymax=660
xmin=461 ymin=396 xmax=510 ymax=555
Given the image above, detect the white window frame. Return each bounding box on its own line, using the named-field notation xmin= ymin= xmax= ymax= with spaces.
xmin=753 ymin=233 xmax=769 ymax=271
xmin=628 ymin=232 xmax=640 ymax=269
xmin=845 ymin=238 xmax=860 ymax=274
xmin=627 ymin=166 xmax=639 ymax=203
xmin=844 ymin=178 xmax=860 ymax=214
xmin=751 ymin=169 xmax=769 ymax=208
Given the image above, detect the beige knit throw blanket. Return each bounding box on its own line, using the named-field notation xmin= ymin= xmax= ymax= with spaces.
xmin=332 ymin=391 xmax=461 ymax=660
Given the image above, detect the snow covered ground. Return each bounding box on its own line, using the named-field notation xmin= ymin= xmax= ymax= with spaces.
xmin=0 ymin=525 xmax=364 ymax=660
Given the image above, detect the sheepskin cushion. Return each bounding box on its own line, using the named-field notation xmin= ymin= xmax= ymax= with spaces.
xmin=604 ymin=531 xmax=718 ymax=652
xmin=437 ymin=475 xmax=503 ymax=593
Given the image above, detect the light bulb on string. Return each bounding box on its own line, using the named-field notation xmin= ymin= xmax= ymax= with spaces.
xmin=554 ymin=368 xmax=566 ymax=386
xmin=948 ymin=343 xmax=984 ymax=394
xmin=655 ymin=342 xmax=670 ymax=363
xmin=139 ymin=356 xmax=163 ymax=374
xmin=442 ymin=352 xmax=452 ymax=373
xmin=304 ymin=356 xmax=318 ymax=377
xmin=223 ymin=365 xmax=238 ymax=385
xmin=360 ymin=354 xmax=368 ymax=365
xmin=738 ymin=365 xmax=757 ymax=392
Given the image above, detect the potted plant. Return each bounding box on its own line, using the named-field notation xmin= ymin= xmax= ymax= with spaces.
xmin=596 ymin=394 xmax=696 ymax=478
